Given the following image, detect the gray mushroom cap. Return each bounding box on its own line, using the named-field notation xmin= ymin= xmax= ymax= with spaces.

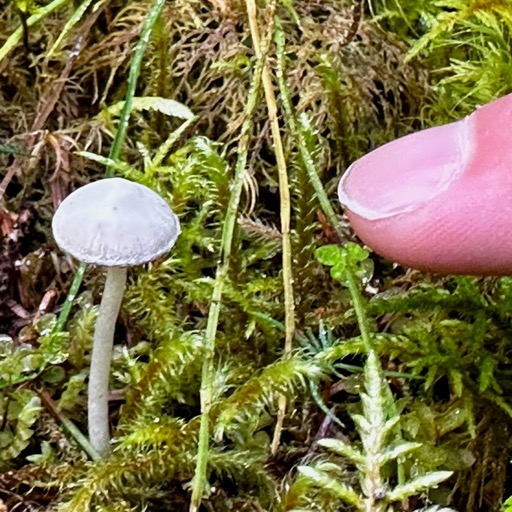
xmin=52 ymin=178 xmax=181 ymax=266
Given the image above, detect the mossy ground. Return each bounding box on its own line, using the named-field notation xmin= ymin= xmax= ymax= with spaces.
xmin=1 ymin=1 xmax=512 ymax=511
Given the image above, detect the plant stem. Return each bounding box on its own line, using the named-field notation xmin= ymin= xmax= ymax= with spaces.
xmin=342 ymin=265 xmax=373 ymax=354
xmin=246 ymin=0 xmax=296 ymax=454
xmin=45 ymin=0 xmax=97 ymax=60
xmin=342 ymin=264 xmax=405 ymax=510
xmin=53 ymin=261 xmax=86 ymax=333
xmin=188 ymin=24 xmax=268 ymax=512
xmin=106 ymin=0 xmax=166 ymax=177
xmin=274 ymin=17 xmax=343 ymax=239
xmin=39 ymin=390 xmax=101 ymax=461
xmin=0 ymin=0 xmax=70 ymax=65
xmin=88 ymin=266 xmax=127 ymax=457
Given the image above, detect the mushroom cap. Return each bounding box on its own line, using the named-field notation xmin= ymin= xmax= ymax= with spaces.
xmin=338 ymin=92 xmax=512 ymax=275
xmin=52 ymin=178 xmax=181 ymax=266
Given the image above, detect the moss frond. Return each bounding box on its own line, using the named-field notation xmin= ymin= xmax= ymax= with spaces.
xmin=118 ymin=417 xmax=189 ymax=450
xmin=57 ymin=447 xmax=195 ymax=511
xmin=208 ymin=447 xmax=275 ymax=502
xmin=120 ymin=331 xmax=203 ymax=423
xmin=214 ymin=357 xmax=324 ymax=440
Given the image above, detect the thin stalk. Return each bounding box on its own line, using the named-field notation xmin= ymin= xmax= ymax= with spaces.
xmin=154 ymin=14 xmax=170 ymax=136
xmin=343 ymin=263 xmax=406 ymax=495
xmin=62 ymin=408 xmax=102 ymax=461
xmin=152 ymin=116 xmax=198 ymax=168
xmin=88 ymin=266 xmax=127 ymax=457
xmin=53 ymin=0 xmax=162 ymax=333
xmin=343 ymin=265 xmax=382 ymax=510
xmin=274 ymin=17 xmax=342 ymax=239
xmin=275 ymin=18 xmax=407 ymax=491
xmin=343 ymin=266 xmax=373 ymax=354
xmin=40 ymin=390 xmax=101 ymax=461
xmin=53 ymin=261 xmax=86 ymax=333
xmin=246 ymin=0 xmax=296 ymax=454
xmin=106 ymin=0 xmax=166 ymax=177
xmin=0 ymin=0 xmax=71 ymax=64
xmin=45 ymin=0 xmax=97 ymax=60
xmin=188 ymin=27 xmax=268 ymax=512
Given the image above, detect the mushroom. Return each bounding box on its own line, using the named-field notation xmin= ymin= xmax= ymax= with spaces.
xmin=52 ymin=177 xmax=181 ymax=457
xmin=338 ymin=92 xmax=512 ymax=275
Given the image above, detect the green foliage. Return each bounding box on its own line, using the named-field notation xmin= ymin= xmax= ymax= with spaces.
xmin=377 ymin=0 xmax=512 ymax=119
xmin=120 ymin=331 xmax=203 ymax=423
xmin=285 ymin=244 xmax=452 ymax=511
xmin=45 ymin=0 xmax=96 ymax=59
xmin=50 ymin=113 xmax=326 ymax=508
xmin=0 ymin=317 xmax=68 ymax=389
xmin=308 ymin=245 xmax=512 ymax=509
xmin=101 ymin=96 xmax=194 ymax=121
xmin=316 ymin=243 xmax=373 ymax=288
xmin=4 ymin=0 xmax=512 ymax=510
xmin=366 ymin=277 xmax=512 ymax=410
xmin=214 ymin=358 xmax=324 ymax=440
xmin=0 ymin=389 xmax=41 ymax=469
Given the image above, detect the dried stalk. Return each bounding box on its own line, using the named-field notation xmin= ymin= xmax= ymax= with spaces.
xmin=188 ymin=21 xmax=269 ymax=512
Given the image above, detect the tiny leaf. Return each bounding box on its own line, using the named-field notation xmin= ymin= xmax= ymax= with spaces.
xmin=317 ymin=438 xmax=365 ymax=465
xmin=386 ymin=471 xmax=453 ymax=502
xmin=297 ymin=466 xmax=364 ymax=509
xmin=315 ymin=245 xmax=342 ymax=266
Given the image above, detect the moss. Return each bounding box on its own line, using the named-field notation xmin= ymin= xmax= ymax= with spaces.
xmin=0 ymin=0 xmax=511 ymax=510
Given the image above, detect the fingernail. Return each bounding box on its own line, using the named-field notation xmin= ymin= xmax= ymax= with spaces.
xmin=338 ymin=117 xmax=469 ymax=221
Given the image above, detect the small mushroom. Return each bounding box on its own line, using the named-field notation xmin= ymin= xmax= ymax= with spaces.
xmin=338 ymin=92 xmax=512 ymax=275
xmin=52 ymin=177 xmax=180 ymax=457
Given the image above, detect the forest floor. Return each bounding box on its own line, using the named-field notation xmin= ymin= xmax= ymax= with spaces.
xmin=0 ymin=1 xmax=512 ymax=511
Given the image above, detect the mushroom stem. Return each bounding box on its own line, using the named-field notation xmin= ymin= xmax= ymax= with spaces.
xmin=88 ymin=266 xmax=127 ymax=457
